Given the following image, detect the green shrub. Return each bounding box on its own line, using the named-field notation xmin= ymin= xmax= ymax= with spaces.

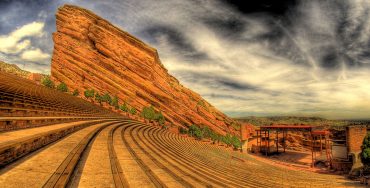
xmin=41 ymin=76 xmax=55 ymax=89
xmin=141 ymin=106 xmax=166 ymax=125
xmin=188 ymin=125 xmax=198 ymax=137
xmin=194 ymin=127 xmax=204 ymax=140
xmin=179 ymin=127 xmax=188 ymax=134
xmin=222 ymin=134 xmax=232 ymax=147
xmin=231 ymin=135 xmax=241 ymax=149
xmin=102 ymin=93 xmax=112 ymax=105
xmin=72 ymin=89 xmax=79 ymax=96
xmin=361 ymin=133 xmax=370 ymax=166
xmin=209 ymin=131 xmax=218 ymax=144
xmin=95 ymin=93 xmax=103 ymax=104
xmin=188 ymin=124 xmax=203 ymax=140
xmin=84 ymin=89 xmax=95 ymax=99
xmin=120 ymin=103 xmax=129 ymax=112
xmin=56 ymin=82 xmax=68 ymax=92
xmin=111 ymin=96 xmax=119 ymax=109
xmin=155 ymin=112 xmax=165 ymax=125
xmin=202 ymin=127 xmax=212 ymax=139
xmin=129 ymin=107 xmax=137 ymax=115
xmin=141 ymin=106 xmax=156 ymax=120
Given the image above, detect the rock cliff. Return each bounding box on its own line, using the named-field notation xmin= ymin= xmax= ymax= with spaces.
xmin=51 ymin=5 xmax=238 ymax=134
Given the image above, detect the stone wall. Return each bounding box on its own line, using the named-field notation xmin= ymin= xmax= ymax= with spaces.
xmin=346 ymin=126 xmax=367 ymax=154
xmin=240 ymin=123 xmax=255 ymax=141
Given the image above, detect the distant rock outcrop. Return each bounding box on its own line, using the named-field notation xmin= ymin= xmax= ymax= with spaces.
xmin=51 ymin=5 xmax=239 ymax=134
xmin=0 ymin=61 xmax=30 ymax=79
xmin=0 ymin=61 xmax=44 ymax=84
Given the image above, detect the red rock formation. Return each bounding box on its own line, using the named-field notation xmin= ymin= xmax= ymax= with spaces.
xmin=28 ymin=73 xmax=43 ymax=83
xmin=51 ymin=5 xmax=238 ymax=134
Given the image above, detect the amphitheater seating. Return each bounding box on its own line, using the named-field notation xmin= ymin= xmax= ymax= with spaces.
xmin=0 ymin=72 xmax=122 ymax=131
xmin=0 ymin=71 xmax=360 ymax=187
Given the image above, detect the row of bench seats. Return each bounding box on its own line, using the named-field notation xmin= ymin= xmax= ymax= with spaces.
xmin=0 ymin=71 xmax=122 ymax=131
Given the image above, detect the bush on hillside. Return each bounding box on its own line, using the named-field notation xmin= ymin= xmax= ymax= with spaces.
xmin=188 ymin=124 xmax=197 ymax=137
xmin=120 ymin=103 xmax=129 ymax=112
xmin=129 ymin=107 xmax=137 ymax=115
xmin=202 ymin=127 xmax=212 ymax=139
xmin=194 ymin=127 xmax=204 ymax=140
xmin=56 ymin=82 xmax=68 ymax=92
xmin=179 ymin=127 xmax=188 ymax=134
xmin=188 ymin=125 xmax=203 ymax=140
xmin=102 ymin=93 xmax=112 ymax=105
xmin=155 ymin=111 xmax=165 ymax=125
xmin=231 ymin=135 xmax=241 ymax=149
xmin=209 ymin=131 xmax=219 ymax=144
xmin=95 ymin=93 xmax=103 ymax=104
xmin=141 ymin=106 xmax=156 ymax=120
xmin=84 ymin=89 xmax=95 ymax=99
xmin=111 ymin=96 xmax=119 ymax=109
xmin=41 ymin=76 xmax=55 ymax=89
xmin=72 ymin=89 xmax=79 ymax=96
xmin=222 ymin=134 xmax=232 ymax=147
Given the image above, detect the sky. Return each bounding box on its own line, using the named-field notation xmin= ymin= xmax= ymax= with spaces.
xmin=0 ymin=0 xmax=370 ymax=119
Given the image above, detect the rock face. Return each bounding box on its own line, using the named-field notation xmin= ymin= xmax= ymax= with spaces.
xmin=51 ymin=5 xmax=238 ymax=134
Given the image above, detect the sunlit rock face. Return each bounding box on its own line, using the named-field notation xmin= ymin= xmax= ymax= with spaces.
xmin=51 ymin=5 xmax=238 ymax=134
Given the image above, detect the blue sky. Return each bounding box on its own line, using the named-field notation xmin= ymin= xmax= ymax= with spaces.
xmin=1 ymin=0 xmax=370 ymax=119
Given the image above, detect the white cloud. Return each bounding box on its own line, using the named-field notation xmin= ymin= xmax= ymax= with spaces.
xmin=20 ymin=48 xmax=50 ymax=62
xmin=0 ymin=22 xmax=45 ymax=54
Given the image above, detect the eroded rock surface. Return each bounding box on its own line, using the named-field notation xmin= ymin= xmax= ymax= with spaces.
xmin=51 ymin=5 xmax=238 ymax=134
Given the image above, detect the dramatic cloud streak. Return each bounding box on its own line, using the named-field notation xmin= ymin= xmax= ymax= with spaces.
xmin=0 ymin=0 xmax=369 ymax=119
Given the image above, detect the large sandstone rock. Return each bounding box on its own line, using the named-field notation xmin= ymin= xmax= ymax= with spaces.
xmin=51 ymin=5 xmax=238 ymax=134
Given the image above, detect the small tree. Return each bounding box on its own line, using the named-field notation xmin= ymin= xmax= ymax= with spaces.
xmin=179 ymin=127 xmax=188 ymax=134
xmin=129 ymin=107 xmax=137 ymax=115
xmin=361 ymin=133 xmax=370 ymax=166
xmin=102 ymin=93 xmax=112 ymax=105
xmin=202 ymin=127 xmax=212 ymax=139
xmin=194 ymin=127 xmax=204 ymax=140
xmin=222 ymin=134 xmax=232 ymax=147
xmin=156 ymin=112 xmax=165 ymax=125
xmin=111 ymin=96 xmax=119 ymax=109
xmin=95 ymin=93 xmax=103 ymax=105
xmin=56 ymin=82 xmax=68 ymax=92
xmin=231 ymin=135 xmax=241 ymax=150
xmin=72 ymin=89 xmax=79 ymax=96
xmin=209 ymin=131 xmax=218 ymax=144
xmin=188 ymin=124 xmax=203 ymax=140
xmin=188 ymin=125 xmax=198 ymax=137
xmin=142 ymin=106 xmax=155 ymax=120
xmin=84 ymin=89 xmax=95 ymax=100
xmin=120 ymin=103 xmax=129 ymax=112
xmin=41 ymin=76 xmax=55 ymax=89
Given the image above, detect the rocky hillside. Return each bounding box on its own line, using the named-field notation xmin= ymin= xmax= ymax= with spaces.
xmin=0 ymin=61 xmax=45 ymax=84
xmin=51 ymin=5 xmax=239 ymax=134
xmin=0 ymin=61 xmax=30 ymax=79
